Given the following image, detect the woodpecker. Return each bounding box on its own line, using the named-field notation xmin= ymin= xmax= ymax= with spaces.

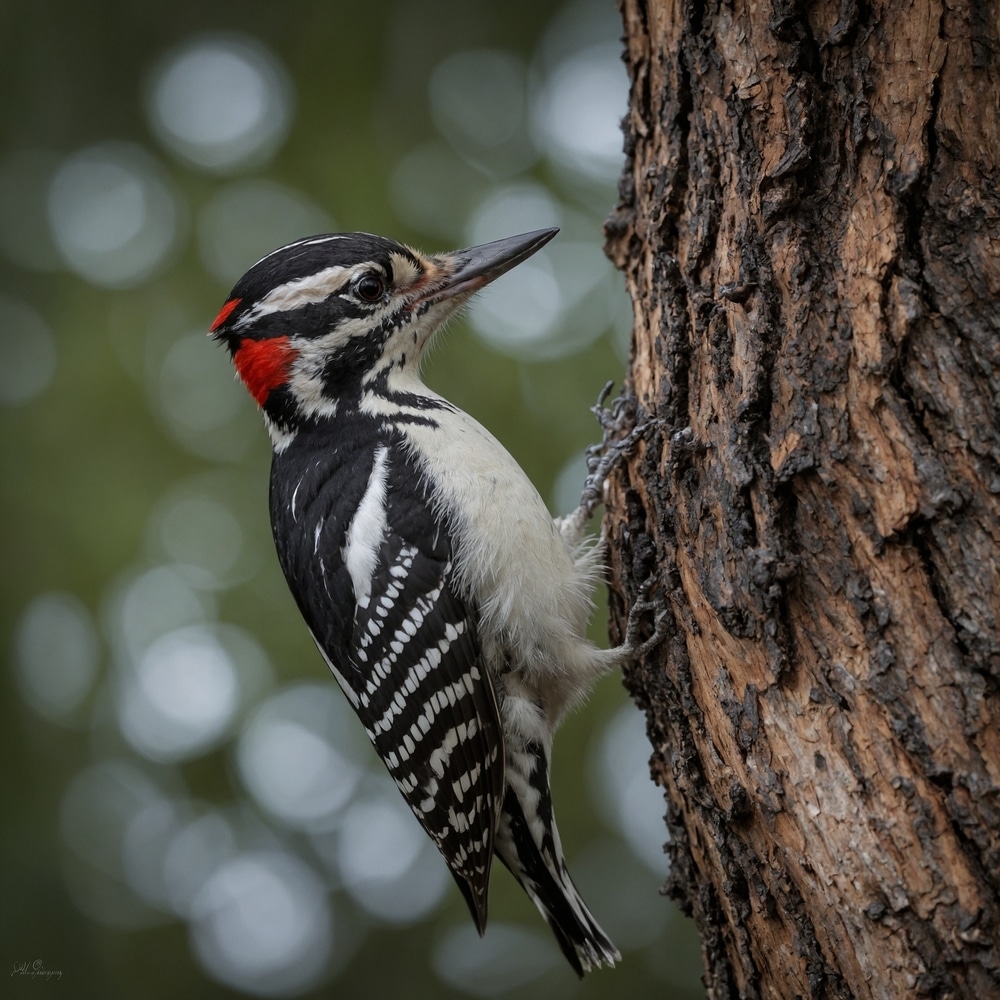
xmin=210 ymin=228 xmax=664 ymax=976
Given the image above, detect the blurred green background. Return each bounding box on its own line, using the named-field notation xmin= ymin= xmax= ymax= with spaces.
xmin=1 ymin=0 xmax=703 ymax=996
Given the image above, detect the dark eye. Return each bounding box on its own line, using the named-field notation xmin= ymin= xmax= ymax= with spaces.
xmin=353 ymin=273 xmax=386 ymax=303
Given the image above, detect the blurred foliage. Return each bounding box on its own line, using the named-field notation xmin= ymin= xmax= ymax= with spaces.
xmin=0 ymin=0 xmax=704 ymax=997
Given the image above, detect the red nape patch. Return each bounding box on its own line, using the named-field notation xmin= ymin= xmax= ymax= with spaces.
xmin=209 ymin=297 xmax=242 ymax=332
xmin=233 ymin=336 xmax=295 ymax=406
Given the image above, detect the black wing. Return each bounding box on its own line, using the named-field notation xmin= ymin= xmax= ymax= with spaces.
xmin=270 ymin=432 xmax=504 ymax=929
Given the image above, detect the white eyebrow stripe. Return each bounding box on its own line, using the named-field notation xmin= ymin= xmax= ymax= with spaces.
xmin=242 ymin=264 xmax=354 ymax=322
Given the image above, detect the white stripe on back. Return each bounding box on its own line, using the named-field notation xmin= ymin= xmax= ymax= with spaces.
xmin=343 ymin=446 xmax=390 ymax=609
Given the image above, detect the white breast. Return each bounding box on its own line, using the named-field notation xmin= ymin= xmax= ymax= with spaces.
xmin=363 ymin=370 xmax=595 ymax=664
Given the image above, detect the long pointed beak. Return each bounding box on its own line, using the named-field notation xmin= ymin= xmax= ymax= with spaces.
xmin=424 ymin=228 xmax=559 ymax=303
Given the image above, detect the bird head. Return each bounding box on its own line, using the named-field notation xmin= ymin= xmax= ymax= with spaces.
xmin=209 ymin=228 xmax=558 ymax=445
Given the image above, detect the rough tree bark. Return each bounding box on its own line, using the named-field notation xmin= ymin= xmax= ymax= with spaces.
xmin=603 ymin=1 xmax=1000 ymax=997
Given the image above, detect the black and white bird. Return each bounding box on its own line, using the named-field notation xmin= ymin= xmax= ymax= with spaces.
xmin=210 ymin=228 xmax=663 ymax=976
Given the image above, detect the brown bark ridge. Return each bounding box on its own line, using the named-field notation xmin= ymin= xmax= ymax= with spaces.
xmin=603 ymin=1 xmax=1000 ymax=997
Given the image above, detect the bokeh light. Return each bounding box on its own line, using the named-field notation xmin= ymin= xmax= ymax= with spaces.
xmin=15 ymin=591 xmax=100 ymax=722
xmin=105 ymin=563 xmax=216 ymax=665
xmin=122 ymin=798 xmax=191 ymax=912
xmin=162 ymin=809 xmax=239 ymax=919
xmin=336 ymin=782 xmax=452 ymax=923
xmin=592 ymin=703 xmax=670 ymax=873
xmin=151 ymin=491 xmax=245 ymax=586
xmin=390 ymin=141 xmax=488 ymax=240
xmin=532 ymin=43 xmax=629 ymax=184
xmin=147 ymin=34 xmax=293 ymax=174
xmin=463 ymin=182 xmax=562 ymax=246
xmin=47 ymin=142 xmax=184 ymax=288
xmin=428 ymin=50 xmax=537 ymax=177
xmin=190 ymin=850 xmax=333 ymax=996
xmin=0 ymin=295 xmax=57 ymax=406
xmin=118 ymin=625 xmax=242 ymax=763
xmin=59 ymin=759 xmax=174 ymax=928
xmin=237 ymin=683 xmax=369 ymax=832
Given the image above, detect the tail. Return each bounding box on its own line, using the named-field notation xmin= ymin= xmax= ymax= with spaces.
xmin=495 ymin=746 xmax=621 ymax=977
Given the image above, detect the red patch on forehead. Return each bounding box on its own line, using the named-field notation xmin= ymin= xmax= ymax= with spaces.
xmin=233 ymin=336 xmax=295 ymax=406
xmin=210 ymin=297 xmax=242 ymax=332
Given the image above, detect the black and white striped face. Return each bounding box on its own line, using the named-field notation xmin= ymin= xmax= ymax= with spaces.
xmin=208 ymin=229 xmax=558 ymax=433
xmin=209 ymin=233 xmax=438 ymax=414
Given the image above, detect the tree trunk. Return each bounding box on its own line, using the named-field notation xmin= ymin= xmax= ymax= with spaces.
xmin=603 ymin=1 xmax=1000 ymax=997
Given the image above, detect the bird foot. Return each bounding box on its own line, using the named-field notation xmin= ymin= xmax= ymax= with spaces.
xmin=578 ymin=382 xmax=660 ymax=521
xmin=622 ymin=573 xmax=670 ymax=658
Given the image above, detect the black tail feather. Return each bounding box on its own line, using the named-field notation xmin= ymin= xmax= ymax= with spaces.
xmin=497 ymin=786 xmax=620 ymax=976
